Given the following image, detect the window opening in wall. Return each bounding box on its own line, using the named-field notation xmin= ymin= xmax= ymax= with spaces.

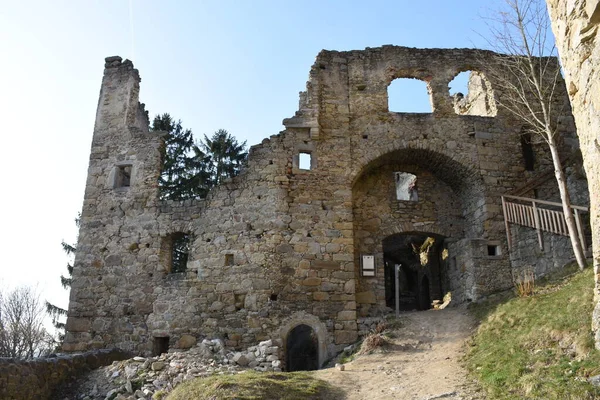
xmin=388 ymin=78 xmax=432 ymax=113
xmin=225 ymin=253 xmax=234 ymax=266
xmin=153 ymin=336 xmax=169 ymax=356
xmin=114 ymin=165 xmax=132 ymax=188
xmin=487 ymin=244 xmax=501 ymax=257
xmin=520 ymin=132 xmax=535 ymax=171
xmin=449 ymin=70 xmax=497 ymax=117
xmin=394 ymin=172 xmax=418 ymax=201
xmin=168 ymin=232 xmax=190 ymax=273
xmin=299 ymin=152 xmax=312 ymax=170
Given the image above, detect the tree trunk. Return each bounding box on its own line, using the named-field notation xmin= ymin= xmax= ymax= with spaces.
xmin=548 ymin=133 xmax=587 ymax=270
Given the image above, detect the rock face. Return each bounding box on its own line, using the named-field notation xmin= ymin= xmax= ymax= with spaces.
xmin=63 ymin=47 xmax=587 ymax=365
xmin=546 ymin=0 xmax=600 ymax=347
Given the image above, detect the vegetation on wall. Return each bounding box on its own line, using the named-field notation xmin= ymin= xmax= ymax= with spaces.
xmin=152 ymin=114 xmax=247 ymax=201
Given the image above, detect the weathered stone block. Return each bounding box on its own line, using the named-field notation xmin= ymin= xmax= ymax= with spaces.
xmin=65 ymin=318 xmax=91 ymax=332
xmin=337 ymin=310 xmax=356 ymax=321
xmin=176 ymin=334 xmax=196 ymax=349
xmin=302 ymin=277 xmax=321 ymax=286
xmin=312 ymin=260 xmax=340 ymax=269
xmin=335 ymin=330 xmax=358 ymax=344
xmin=356 ymin=291 xmax=377 ymax=304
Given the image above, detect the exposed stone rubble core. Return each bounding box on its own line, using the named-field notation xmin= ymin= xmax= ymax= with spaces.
xmin=546 ymin=0 xmax=600 ymax=347
xmin=63 ymin=46 xmax=587 ymax=368
xmin=53 ymin=339 xmax=281 ymax=400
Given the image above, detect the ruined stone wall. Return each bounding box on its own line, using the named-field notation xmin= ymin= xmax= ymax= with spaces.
xmin=64 ymin=46 xmax=584 ymax=363
xmin=0 ymin=349 xmax=129 ymax=400
xmin=546 ymin=0 xmax=600 ymax=346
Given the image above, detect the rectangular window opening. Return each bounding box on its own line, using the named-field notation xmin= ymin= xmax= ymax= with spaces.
xmin=225 ymin=253 xmax=234 ymax=266
xmin=115 ymin=165 xmax=132 ymax=188
xmin=520 ymin=133 xmax=535 ymax=171
xmin=394 ymin=172 xmax=418 ymax=201
xmin=299 ymin=152 xmax=312 ymax=170
xmin=165 ymin=232 xmax=190 ymax=274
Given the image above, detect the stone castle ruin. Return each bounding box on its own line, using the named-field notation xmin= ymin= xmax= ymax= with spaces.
xmin=63 ymin=46 xmax=589 ymax=370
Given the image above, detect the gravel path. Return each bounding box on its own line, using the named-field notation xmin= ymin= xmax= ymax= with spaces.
xmin=315 ymin=307 xmax=485 ymax=400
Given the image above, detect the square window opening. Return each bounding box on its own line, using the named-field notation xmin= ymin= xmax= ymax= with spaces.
xmin=299 ymin=152 xmax=312 ymax=170
xmin=487 ymin=245 xmax=501 ymax=257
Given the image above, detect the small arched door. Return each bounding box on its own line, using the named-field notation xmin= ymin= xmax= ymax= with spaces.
xmin=286 ymin=324 xmax=318 ymax=371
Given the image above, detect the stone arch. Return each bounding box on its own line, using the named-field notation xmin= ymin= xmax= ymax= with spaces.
xmin=278 ymin=312 xmax=327 ymax=369
xmin=378 ymin=224 xmax=449 ymax=242
xmin=349 ymin=142 xmax=482 ymax=192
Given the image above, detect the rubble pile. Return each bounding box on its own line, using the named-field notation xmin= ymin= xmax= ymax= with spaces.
xmin=54 ymin=339 xmax=282 ymax=400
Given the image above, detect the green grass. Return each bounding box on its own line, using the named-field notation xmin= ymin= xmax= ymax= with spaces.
xmin=166 ymin=370 xmax=343 ymax=400
xmin=466 ymin=265 xmax=600 ymax=399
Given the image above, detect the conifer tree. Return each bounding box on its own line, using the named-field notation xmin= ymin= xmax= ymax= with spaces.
xmin=152 ymin=114 xmax=212 ymax=200
xmin=201 ymin=129 xmax=247 ymax=187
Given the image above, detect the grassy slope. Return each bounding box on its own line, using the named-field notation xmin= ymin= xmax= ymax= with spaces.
xmin=165 ymin=370 xmax=343 ymax=400
xmin=466 ymin=266 xmax=600 ymax=399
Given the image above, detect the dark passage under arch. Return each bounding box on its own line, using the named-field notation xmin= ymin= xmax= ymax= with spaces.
xmin=286 ymin=324 xmax=318 ymax=372
xmin=383 ymin=232 xmax=445 ymax=311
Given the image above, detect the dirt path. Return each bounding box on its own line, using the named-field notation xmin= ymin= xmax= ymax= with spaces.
xmin=315 ymin=307 xmax=484 ymax=400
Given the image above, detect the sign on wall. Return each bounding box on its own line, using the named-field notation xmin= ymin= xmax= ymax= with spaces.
xmin=361 ymin=254 xmax=375 ymax=276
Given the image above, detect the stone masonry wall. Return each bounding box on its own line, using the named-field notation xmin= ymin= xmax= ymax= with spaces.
xmin=0 ymin=349 xmax=129 ymax=400
xmin=546 ymin=0 xmax=600 ymax=346
xmin=64 ymin=47 xmax=586 ymax=365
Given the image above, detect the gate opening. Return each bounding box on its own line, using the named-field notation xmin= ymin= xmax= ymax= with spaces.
xmin=383 ymin=233 xmax=446 ymax=311
xmin=286 ymin=324 xmax=318 ymax=371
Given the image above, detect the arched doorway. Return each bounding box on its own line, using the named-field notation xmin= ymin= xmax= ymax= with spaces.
xmin=383 ymin=233 xmax=445 ymax=311
xmin=286 ymin=324 xmax=318 ymax=371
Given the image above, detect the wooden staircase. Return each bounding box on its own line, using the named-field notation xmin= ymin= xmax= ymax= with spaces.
xmin=501 ymin=194 xmax=589 ymax=253
xmin=502 ymin=156 xmax=590 ymax=255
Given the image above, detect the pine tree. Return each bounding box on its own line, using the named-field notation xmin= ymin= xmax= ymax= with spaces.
xmin=152 ymin=113 xmax=212 ymax=200
xmin=202 ymin=129 xmax=247 ymax=187
xmin=46 ymin=215 xmax=78 ymax=343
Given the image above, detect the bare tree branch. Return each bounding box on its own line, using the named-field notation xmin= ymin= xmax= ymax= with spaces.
xmin=481 ymin=0 xmax=586 ymax=270
xmin=0 ymin=286 xmax=54 ymax=358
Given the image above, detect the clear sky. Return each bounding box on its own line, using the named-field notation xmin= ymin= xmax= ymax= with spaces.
xmin=0 ymin=0 xmax=502 ymax=329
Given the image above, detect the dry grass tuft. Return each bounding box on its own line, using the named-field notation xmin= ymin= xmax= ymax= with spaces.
xmin=359 ymin=333 xmax=387 ymax=354
xmin=514 ymin=268 xmax=535 ymax=297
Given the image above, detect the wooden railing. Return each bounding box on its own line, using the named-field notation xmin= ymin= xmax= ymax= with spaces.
xmin=501 ymin=194 xmax=589 ymax=252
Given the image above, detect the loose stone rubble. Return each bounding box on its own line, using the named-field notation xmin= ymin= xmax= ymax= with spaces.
xmin=54 ymin=339 xmax=282 ymax=400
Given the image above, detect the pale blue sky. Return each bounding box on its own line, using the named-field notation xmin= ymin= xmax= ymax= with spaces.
xmin=0 ymin=0 xmax=502 ymax=327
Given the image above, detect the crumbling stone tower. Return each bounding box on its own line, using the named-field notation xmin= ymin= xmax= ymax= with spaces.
xmin=64 ymin=46 xmax=582 ymax=367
